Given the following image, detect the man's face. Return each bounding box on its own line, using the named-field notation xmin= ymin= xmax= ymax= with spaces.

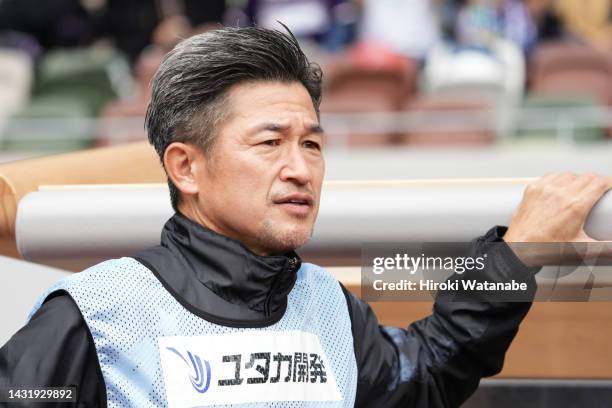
xmin=192 ymin=81 xmax=325 ymax=255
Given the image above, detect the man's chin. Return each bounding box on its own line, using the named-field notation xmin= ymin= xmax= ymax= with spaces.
xmin=258 ymin=222 xmax=313 ymax=254
xmin=273 ymin=232 xmax=311 ymax=253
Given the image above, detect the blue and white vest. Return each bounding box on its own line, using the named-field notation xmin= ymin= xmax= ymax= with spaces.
xmin=31 ymin=257 xmax=358 ymax=407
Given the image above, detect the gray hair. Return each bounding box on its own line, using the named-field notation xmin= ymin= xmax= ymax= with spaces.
xmin=145 ymin=26 xmax=323 ymax=211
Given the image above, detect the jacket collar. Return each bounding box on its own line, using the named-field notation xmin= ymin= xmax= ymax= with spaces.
xmin=135 ymin=212 xmax=302 ymax=327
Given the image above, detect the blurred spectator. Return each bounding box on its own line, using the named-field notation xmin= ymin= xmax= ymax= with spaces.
xmin=0 ymin=0 xmax=94 ymax=50
xmin=555 ymin=0 xmax=612 ymax=50
xmin=397 ymin=0 xmax=561 ymax=56
xmin=526 ymin=0 xmax=564 ymax=42
xmin=97 ymin=0 xmax=227 ymax=62
xmin=455 ymin=0 xmax=502 ymax=50
xmin=449 ymin=0 xmax=548 ymax=53
xmin=500 ymin=0 xmax=538 ymax=52
xmin=0 ymin=31 xmax=42 ymax=62
xmin=0 ymin=0 xmax=227 ymax=63
xmin=358 ymin=0 xmax=441 ymax=60
xmin=246 ymin=0 xmax=357 ymax=51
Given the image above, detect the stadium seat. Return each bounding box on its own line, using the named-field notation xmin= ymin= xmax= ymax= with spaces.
xmin=422 ymin=39 xmax=525 ymax=106
xmin=1 ymin=46 xmax=133 ymax=152
xmin=397 ymin=95 xmax=495 ymax=145
xmin=320 ymin=44 xmax=418 ymax=146
xmin=0 ymin=95 xmax=92 ymax=152
xmin=529 ymin=42 xmax=612 ymax=105
xmin=96 ymin=47 xmax=165 ymax=146
xmin=608 ymin=51 xmax=612 ymax=138
xmin=35 ymin=47 xmax=132 ymax=115
xmin=0 ymin=48 xmax=33 ymax=130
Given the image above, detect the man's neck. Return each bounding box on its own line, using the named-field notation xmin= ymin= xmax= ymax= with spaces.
xmin=178 ymin=204 xmax=273 ymax=256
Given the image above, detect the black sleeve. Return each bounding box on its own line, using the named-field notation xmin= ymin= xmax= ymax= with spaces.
xmin=0 ymin=292 xmax=106 ymax=407
xmin=343 ymin=226 xmax=538 ymax=408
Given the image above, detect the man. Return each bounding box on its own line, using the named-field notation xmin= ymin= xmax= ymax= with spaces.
xmin=1 ymin=26 xmax=610 ymax=407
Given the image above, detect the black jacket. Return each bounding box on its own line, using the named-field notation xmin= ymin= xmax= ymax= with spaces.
xmin=0 ymin=213 xmax=536 ymax=407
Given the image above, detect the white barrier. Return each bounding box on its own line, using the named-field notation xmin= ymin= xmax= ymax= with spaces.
xmin=15 ymin=179 xmax=612 ymax=262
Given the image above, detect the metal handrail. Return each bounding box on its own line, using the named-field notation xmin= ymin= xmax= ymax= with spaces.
xmin=1 ymin=106 xmax=611 ymax=143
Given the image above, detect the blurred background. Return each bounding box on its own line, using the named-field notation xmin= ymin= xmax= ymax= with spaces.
xmin=2 ymin=1 xmax=612 ymax=406
xmin=0 ymin=0 xmax=611 ymax=160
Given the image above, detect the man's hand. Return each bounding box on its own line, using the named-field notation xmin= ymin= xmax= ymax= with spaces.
xmin=503 ymin=172 xmax=612 ymax=265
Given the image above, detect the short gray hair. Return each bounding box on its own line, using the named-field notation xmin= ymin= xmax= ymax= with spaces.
xmin=145 ymin=26 xmax=323 ymax=211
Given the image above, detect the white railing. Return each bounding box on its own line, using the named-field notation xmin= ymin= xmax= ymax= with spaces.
xmin=0 ymin=106 xmax=611 ymax=146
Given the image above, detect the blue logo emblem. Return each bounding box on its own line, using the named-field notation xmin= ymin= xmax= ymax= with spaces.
xmin=166 ymin=347 xmax=212 ymax=393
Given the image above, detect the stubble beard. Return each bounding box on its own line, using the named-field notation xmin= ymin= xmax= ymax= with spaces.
xmin=258 ymin=218 xmax=314 ymax=254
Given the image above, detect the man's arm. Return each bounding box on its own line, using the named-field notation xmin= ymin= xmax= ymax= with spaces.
xmin=0 ymin=292 xmax=106 ymax=407
xmin=344 ymin=172 xmax=612 ymax=407
xmin=342 ymin=227 xmax=536 ymax=407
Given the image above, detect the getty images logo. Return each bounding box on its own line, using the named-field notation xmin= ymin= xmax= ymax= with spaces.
xmin=166 ymin=347 xmax=212 ymax=393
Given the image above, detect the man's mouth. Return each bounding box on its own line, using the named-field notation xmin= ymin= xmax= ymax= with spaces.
xmin=273 ymin=194 xmax=314 ymax=206
xmin=273 ymin=194 xmax=314 ymax=216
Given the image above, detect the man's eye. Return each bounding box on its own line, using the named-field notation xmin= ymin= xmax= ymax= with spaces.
xmin=262 ymin=139 xmax=280 ymax=146
xmin=303 ymin=140 xmax=321 ymax=150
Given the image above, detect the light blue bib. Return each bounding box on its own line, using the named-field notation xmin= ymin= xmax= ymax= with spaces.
xmin=31 ymin=258 xmax=358 ymax=407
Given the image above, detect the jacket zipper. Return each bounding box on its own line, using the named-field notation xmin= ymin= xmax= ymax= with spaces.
xmin=264 ymin=257 xmax=298 ymax=317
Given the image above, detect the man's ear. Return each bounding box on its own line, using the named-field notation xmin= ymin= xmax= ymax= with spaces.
xmin=163 ymin=142 xmax=205 ymax=196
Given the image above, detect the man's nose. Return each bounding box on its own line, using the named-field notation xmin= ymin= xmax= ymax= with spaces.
xmin=279 ymin=144 xmax=312 ymax=185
